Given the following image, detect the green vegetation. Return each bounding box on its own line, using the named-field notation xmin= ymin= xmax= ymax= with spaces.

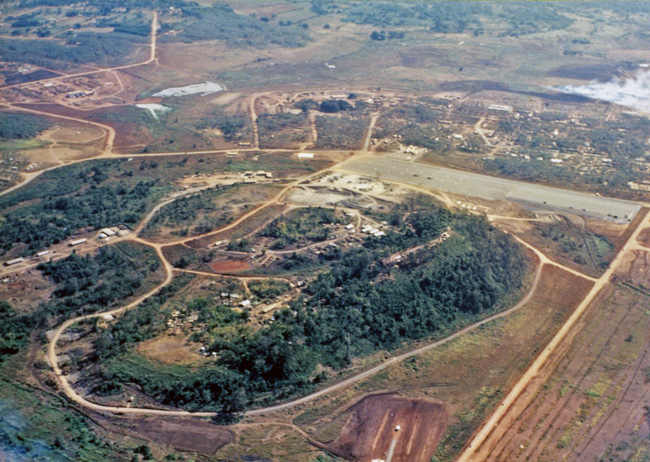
xmin=319 ymin=99 xmax=353 ymax=113
xmin=535 ymin=222 xmax=614 ymax=271
xmin=342 ymin=2 xmax=572 ymax=36
xmin=93 ymin=274 xmax=192 ymax=363
xmin=314 ymin=115 xmax=368 ymax=150
xmin=497 ymin=112 xmax=650 ymax=161
xmin=95 ymin=198 xmax=527 ymax=413
xmin=0 ymin=139 xmax=49 ymax=151
xmin=0 ymin=376 xmax=133 ymax=461
xmin=167 ymin=3 xmax=310 ymax=48
xmin=0 ymin=154 xmax=303 ymax=255
xmin=483 ymin=157 xmax=643 ymax=200
xmin=375 ymin=102 xmax=456 ymax=152
xmin=0 ymin=242 xmax=160 ymax=363
xmin=248 ymin=280 xmax=290 ymax=301
xmin=0 ymin=163 xmax=166 ymax=256
xmin=0 ymin=113 xmax=51 ymax=140
xmin=144 ymin=185 xmax=247 ymax=238
xmin=260 ymin=207 xmax=338 ymax=249
xmin=257 ymin=113 xmax=310 ymax=149
xmin=196 ymin=113 xmax=251 ymax=143
xmin=0 ymin=32 xmax=146 ymax=69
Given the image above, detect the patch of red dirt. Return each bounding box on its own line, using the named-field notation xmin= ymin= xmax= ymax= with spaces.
xmin=329 ymin=394 xmax=448 ymax=462
xmin=210 ymin=259 xmax=251 ymax=273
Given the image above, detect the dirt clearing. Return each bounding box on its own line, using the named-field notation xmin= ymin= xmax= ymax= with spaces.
xmin=211 ymin=259 xmax=251 ymax=273
xmin=134 ymin=417 xmax=234 ymax=454
xmin=136 ymin=335 xmax=204 ymax=366
xmin=328 ymin=394 xmax=447 ymax=462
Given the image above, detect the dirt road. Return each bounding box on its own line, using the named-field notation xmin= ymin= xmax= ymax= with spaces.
xmin=456 ymin=208 xmax=650 ymax=462
xmin=0 ymin=12 xmax=158 ymax=91
xmin=45 ymin=240 xmax=548 ymax=418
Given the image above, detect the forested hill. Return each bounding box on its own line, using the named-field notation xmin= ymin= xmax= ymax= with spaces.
xmin=98 ymin=204 xmax=529 ymax=413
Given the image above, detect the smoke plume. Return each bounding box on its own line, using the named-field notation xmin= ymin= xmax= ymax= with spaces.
xmin=551 ymin=70 xmax=650 ymax=113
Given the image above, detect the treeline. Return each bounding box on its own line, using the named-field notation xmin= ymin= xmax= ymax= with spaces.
xmin=0 ymin=31 xmax=145 ymax=68
xmin=0 ymin=163 xmax=164 ymax=255
xmin=168 ymin=3 xmax=310 ymax=48
xmin=95 ymin=204 xmax=528 ymax=412
xmin=0 ymin=243 xmax=160 ymax=363
xmin=0 ymin=178 xmax=161 ymax=255
xmin=0 ymin=113 xmax=51 ymax=140
xmin=342 ymin=1 xmax=573 ymax=36
xmin=295 ymin=98 xmax=364 ymax=114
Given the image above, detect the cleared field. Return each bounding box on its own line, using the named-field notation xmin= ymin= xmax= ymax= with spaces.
xmin=210 ymin=259 xmax=251 ymax=273
xmin=478 ymin=276 xmax=650 ymax=462
xmin=136 ymin=335 xmax=204 ymax=366
xmin=341 ymin=156 xmax=641 ymax=223
xmin=328 ymin=394 xmax=448 ymax=462
xmin=133 ymin=418 xmax=233 ymax=454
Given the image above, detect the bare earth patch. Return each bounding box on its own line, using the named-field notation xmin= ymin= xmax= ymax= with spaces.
xmin=136 ymin=335 xmax=203 ymax=366
xmin=328 ymin=394 xmax=448 ymax=462
xmin=134 ymin=417 xmax=234 ymax=454
xmin=211 ymin=259 xmax=251 ymax=273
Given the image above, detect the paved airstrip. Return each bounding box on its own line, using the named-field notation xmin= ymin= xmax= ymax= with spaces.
xmin=340 ymin=156 xmax=641 ymax=223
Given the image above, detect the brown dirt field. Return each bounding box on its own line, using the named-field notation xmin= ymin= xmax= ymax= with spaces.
xmin=136 ymin=335 xmax=204 ymax=365
xmin=479 ymin=275 xmax=650 ymax=462
xmin=637 ymin=227 xmax=650 ymax=248
xmin=621 ymin=250 xmax=650 ymax=289
xmin=211 ymin=259 xmax=251 ymax=272
xmin=133 ymin=417 xmax=234 ymax=454
xmin=0 ymin=269 xmax=54 ymax=313
xmin=328 ymin=394 xmax=448 ymax=462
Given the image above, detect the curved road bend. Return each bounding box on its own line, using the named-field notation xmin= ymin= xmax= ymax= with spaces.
xmin=47 ymin=249 xmax=550 ymax=418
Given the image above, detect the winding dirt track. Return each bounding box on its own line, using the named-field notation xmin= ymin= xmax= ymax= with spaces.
xmin=6 ymin=17 xmax=650 ymax=452
xmin=46 ymin=201 xmax=603 ymax=420
xmin=46 ymin=243 xmax=547 ymax=418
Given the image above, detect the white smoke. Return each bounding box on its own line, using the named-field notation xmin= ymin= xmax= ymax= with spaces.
xmin=551 ymin=70 xmax=650 ymax=113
